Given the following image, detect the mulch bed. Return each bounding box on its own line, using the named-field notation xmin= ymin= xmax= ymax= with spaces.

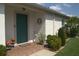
xmin=6 ymin=43 xmax=44 ymax=56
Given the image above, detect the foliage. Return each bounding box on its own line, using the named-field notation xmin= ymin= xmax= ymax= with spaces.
xmin=69 ymin=27 xmax=78 ymax=37
xmin=65 ymin=17 xmax=79 ymax=37
xmin=47 ymin=35 xmax=54 ymax=47
xmin=47 ymin=35 xmax=61 ymax=51
xmin=58 ymin=27 xmax=67 ymax=46
xmin=37 ymin=33 xmax=45 ymax=45
xmin=6 ymin=40 xmax=12 ymax=46
xmin=0 ymin=45 xmax=6 ymax=56
xmin=76 ymin=25 xmax=79 ymax=36
xmin=6 ymin=39 xmax=15 ymax=50
xmin=66 ymin=17 xmax=79 ymax=28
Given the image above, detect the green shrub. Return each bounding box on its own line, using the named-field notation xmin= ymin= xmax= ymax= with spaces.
xmin=47 ymin=35 xmax=61 ymax=51
xmin=77 ymin=26 xmax=79 ymax=36
xmin=58 ymin=27 xmax=67 ymax=46
xmin=70 ymin=28 xmax=78 ymax=37
xmin=47 ymin=35 xmax=53 ymax=47
xmin=0 ymin=45 xmax=6 ymax=56
xmin=47 ymin=35 xmax=52 ymax=40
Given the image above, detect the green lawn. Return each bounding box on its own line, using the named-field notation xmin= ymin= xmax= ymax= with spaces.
xmin=55 ymin=37 xmax=79 ymax=56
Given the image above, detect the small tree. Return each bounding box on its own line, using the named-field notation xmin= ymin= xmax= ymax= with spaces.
xmin=66 ymin=17 xmax=79 ymax=37
xmin=66 ymin=17 xmax=79 ymax=28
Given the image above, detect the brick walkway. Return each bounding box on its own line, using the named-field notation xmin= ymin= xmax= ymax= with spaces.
xmin=7 ymin=43 xmax=44 ymax=56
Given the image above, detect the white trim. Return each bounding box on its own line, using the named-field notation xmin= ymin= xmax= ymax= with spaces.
xmin=15 ymin=12 xmax=29 ymax=44
xmin=14 ymin=40 xmax=34 ymax=46
xmin=0 ymin=4 xmax=5 ymax=45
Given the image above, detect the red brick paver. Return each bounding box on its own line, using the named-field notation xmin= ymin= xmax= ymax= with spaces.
xmin=7 ymin=43 xmax=44 ymax=56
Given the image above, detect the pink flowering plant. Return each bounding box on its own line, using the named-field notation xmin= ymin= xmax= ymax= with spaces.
xmin=6 ymin=39 xmax=15 ymax=49
xmin=6 ymin=40 xmax=12 ymax=46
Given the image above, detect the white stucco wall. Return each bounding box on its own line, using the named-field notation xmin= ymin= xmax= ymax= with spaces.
xmin=0 ymin=4 xmax=5 ymax=45
xmin=5 ymin=4 xmax=63 ymax=44
xmin=0 ymin=3 xmax=64 ymax=45
xmin=5 ymin=4 xmax=45 ymax=43
xmin=27 ymin=11 xmax=45 ymax=42
xmin=53 ymin=16 xmax=62 ymax=35
xmin=45 ymin=14 xmax=62 ymax=37
xmin=45 ymin=14 xmax=54 ymax=36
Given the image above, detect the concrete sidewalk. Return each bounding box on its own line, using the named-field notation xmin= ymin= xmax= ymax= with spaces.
xmin=30 ymin=39 xmax=69 ymax=56
xmin=30 ymin=46 xmax=64 ymax=56
xmin=30 ymin=49 xmax=56 ymax=56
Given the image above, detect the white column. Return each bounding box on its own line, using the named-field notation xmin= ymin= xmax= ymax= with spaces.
xmin=0 ymin=4 xmax=5 ymax=45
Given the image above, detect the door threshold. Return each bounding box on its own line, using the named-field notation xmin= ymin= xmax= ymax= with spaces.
xmin=15 ymin=42 xmax=28 ymax=46
xmin=14 ymin=40 xmax=34 ymax=46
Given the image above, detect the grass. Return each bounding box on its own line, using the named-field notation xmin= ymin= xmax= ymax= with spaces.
xmin=55 ymin=37 xmax=79 ymax=56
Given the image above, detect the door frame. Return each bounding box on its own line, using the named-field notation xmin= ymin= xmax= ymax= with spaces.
xmin=16 ymin=13 xmax=28 ymax=44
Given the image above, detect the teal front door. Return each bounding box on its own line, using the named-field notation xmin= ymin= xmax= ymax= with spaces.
xmin=16 ymin=14 xmax=28 ymax=44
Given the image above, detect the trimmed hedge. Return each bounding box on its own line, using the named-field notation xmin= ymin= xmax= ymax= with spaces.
xmin=0 ymin=45 xmax=6 ymax=56
xmin=47 ymin=35 xmax=61 ymax=51
xmin=58 ymin=27 xmax=67 ymax=46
